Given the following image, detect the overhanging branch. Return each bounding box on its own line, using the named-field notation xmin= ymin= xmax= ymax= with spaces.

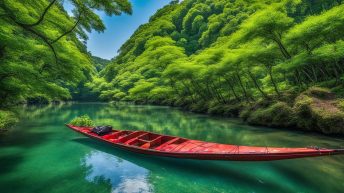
xmin=51 ymin=11 xmax=82 ymax=44
xmin=2 ymin=3 xmax=58 ymax=66
xmin=23 ymin=0 xmax=57 ymax=27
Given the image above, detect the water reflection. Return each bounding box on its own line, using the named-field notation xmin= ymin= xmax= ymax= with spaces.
xmin=82 ymin=150 xmax=153 ymax=193
xmin=2 ymin=102 xmax=342 ymax=193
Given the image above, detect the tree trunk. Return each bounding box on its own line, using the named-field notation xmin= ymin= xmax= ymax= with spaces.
xmin=235 ymin=72 xmax=250 ymax=102
xmin=266 ymin=65 xmax=281 ymax=97
xmin=247 ymin=70 xmax=269 ymax=99
xmin=301 ymin=68 xmax=315 ymax=83
xmin=190 ymin=79 xmax=207 ymax=101
xmin=211 ymin=81 xmax=226 ymax=104
xmin=169 ymin=78 xmax=181 ymax=98
xmin=311 ymin=64 xmax=318 ymax=82
xmin=181 ymin=81 xmax=195 ymax=103
xmin=272 ymin=35 xmax=291 ymax=59
xmin=225 ymin=78 xmax=240 ymax=102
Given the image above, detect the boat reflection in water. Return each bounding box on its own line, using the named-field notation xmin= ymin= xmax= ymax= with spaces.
xmin=81 ymin=150 xmax=153 ymax=193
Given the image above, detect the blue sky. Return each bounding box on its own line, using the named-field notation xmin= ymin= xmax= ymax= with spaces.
xmin=64 ymin=0 xmax=171 ymax=59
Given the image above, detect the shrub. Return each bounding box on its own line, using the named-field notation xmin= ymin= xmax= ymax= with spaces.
xmin=246 ymin=102 xmax=295 ymax=127
xmin=223 ymin=104 xmax=242 ymax=117
xmin=293 ymin=95 xmax=315 ymax=130
xmin=239 ymin=107 xmax=251 ymax=121
xmin=190 ymin=101 xmax=208 ymax=113
xmin=0 ymin=110 xmax=18 ymax=130
xmin=338 ymin=99 xmax=344 ymax=111
xmin=207 ymin=101 xmax=225 ymax=115
xmin=26 ymin=95 xmax=50 ymax=105
xmin=69 ymin=115 xmax=95 ymax=127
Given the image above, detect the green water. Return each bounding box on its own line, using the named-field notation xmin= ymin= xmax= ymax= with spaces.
xmin=0 ymin=103 xmax=343 ymax=193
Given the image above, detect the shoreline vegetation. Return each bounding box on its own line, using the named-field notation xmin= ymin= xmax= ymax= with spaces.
xmin=0 ymin=110 xmax=18 ymax=133
xmin=1 ymin=0 xmax=344 ymax=135
xmin=113 ymin=87 xmax=344 ymax=136
xmin=1 ymin=86 xmax=344 ymax=136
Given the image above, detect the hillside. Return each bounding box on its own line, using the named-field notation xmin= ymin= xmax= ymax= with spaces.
xmin=88 ymin=0 xmax=344 ymax=134
xmin=92 ymin=56 xmax=110 ymax=72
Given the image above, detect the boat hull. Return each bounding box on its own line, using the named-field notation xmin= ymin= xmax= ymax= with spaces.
xmin=67 ymin=125 xmax=344 ymax=161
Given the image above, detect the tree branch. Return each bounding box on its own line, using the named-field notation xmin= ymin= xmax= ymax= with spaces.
xmin=7 ymin=15 xmax=58 ymax=68
xmin=21 ymin=22 xmax=57 ymax=63
xmin=2 ymin=3 xmax=58 ymax=67
xmin=51 ymin=11 xmax=82 ymax=44
xmin=24 ymin=0 xmax=57 ymax=27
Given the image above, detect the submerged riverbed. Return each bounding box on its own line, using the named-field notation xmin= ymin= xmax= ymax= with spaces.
xmin=0 ymin=103 xmax=343 ymax=193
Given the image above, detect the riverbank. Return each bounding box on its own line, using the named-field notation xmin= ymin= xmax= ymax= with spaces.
xmin=129 ymin=87 xmax=344 ymax=135
xmin=2 ymin=87 xmax=343 ymax=135
xmin=0 ymin=96 xmax=62 ymax=132
xmin=240 ymin=88 xmax=344 ymax=135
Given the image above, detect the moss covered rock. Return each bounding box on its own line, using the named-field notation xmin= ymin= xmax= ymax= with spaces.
xmin=243 ymin=102 xmax=295 ymax=128
xmin=293 ymin=87 xmax=344 ymax=134
xmin=302 ymin=87 xmax=335 ymax=100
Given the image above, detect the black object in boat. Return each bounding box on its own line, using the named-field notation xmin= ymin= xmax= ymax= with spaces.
xmin=91 ymin=125 xmax=113 ymax=136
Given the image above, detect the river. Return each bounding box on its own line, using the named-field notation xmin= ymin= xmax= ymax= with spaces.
xmin=0 ymin=103 xmax=343 ymax=193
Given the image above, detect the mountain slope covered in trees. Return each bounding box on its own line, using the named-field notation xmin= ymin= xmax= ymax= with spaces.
xmin=89 ymin=0 xmax=344 ymax=134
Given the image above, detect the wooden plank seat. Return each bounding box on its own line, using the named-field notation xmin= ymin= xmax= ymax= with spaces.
xmin=103 ymin=130 xmax=131 ymax=141
xmin=117 ymin=131 xmax=146 ymax=143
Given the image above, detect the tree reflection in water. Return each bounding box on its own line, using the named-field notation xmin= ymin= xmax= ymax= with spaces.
xmin=82 ymin=150 xmax=153 ymax=193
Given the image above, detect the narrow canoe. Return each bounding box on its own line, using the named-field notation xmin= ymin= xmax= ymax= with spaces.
xmin=66 ymin=125 xmax=344 ymax=161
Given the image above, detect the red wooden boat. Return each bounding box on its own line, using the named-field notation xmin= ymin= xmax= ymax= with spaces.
xmin=67 ymin=125 xmax=344 ymax=161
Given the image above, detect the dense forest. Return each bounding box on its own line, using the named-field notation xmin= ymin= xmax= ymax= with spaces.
xmin=0 ymin=0 xmax=130 ymax=129
xmin=87 ymin=0 xmax=344 ymax=134
xmin=1 ymin=0 xmax=344 ymax=135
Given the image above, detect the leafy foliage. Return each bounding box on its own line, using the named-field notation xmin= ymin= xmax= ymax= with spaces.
xmin=0 ymin=110 xmax=18 ymax=130
xmin=0 ymin=0 xmax=131 ymax=107
xmin=92 ymin=56 xmax=110 ymax=72
xmin=69 ymin=115 xmax=95 ymax=127
xmin=88 ymin=0 xmax=344 ymax=133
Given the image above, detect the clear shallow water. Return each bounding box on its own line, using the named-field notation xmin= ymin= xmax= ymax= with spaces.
xmin=0 ymin=103 xmax=343 ymax=193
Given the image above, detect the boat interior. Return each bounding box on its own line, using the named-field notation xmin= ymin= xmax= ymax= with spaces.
xmin=86 ymin=129 xmax=188 ymax=150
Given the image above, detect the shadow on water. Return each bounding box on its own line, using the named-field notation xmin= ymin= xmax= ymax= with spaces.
xmin=0 ymin=131 xmax=51 ymax=149
xmin=0 ymin=129 xmax=52 ymax=175
xmin=72 ymin=137 xmax=294 ymax=192
xmin=0 ymin=154 xmax=23 ymax=174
